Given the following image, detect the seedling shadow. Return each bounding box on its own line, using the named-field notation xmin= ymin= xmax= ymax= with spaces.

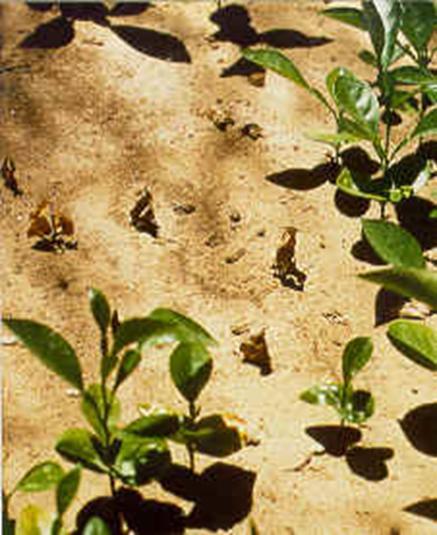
xmin=266 ymin=161 xmax=340 ymax=191
xmin=351 ymin=236 xmax=386 ymax=266
xmin=396 ymin=197 xmax=437 ymax=252
xmin=160 ymin=462 xmax=256 ymax=531
xmin=209 ymin=4 xmax=331 ymax=78
xmin=22 ymin=2 xmax=191 ymax=63
xmin=404 ymin=499 xmax=437 ymax=522
xmin=374 ymin=288 xmax=408 ymax=327
xmin=306 ymin=426 xmax=394 ymax=481
xmin=400 ymin=403 xmax=437 ymax=457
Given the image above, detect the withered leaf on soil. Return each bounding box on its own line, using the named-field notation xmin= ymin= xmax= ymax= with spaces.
xmin=240 ymin=330 xmax=273 ymax=376
xmin=273 ymin=227 xmax=307 ymax=291
xmin=1 ymin=157 xmax=23 ymax=196
xmin=28 ymin=200 xmax=77 ymax=253
xmin=130 ymin=187 xmax=159 ymax=237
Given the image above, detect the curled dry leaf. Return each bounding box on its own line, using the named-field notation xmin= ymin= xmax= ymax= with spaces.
xmin=130 ymin=187 xmax=159 ymax=237
xmin=273 ymin=227 xmax=307 ymax=291
xmin=248 ymin=71 xmax=266 ymax=87
xmin=1 ymin=156 xmax=23 ymax=196
xmin=240 ymin=329 xmax=273 ymax=376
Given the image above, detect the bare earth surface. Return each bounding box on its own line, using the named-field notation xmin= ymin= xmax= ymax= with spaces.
xmin=1 ymin=2 xmax=436 ymax=534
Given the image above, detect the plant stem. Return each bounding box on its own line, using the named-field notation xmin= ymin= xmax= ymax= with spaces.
xmin=187 ymin=400 xmax=197 ymax=473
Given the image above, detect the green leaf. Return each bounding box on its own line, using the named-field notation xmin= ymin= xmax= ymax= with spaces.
xmin=112 ymin=318 xmax=170 ymax=355
xmin=88 ymin=288 xmax=110 ymax=334
xmin=300 ymin=384 xmax=342 ymax=408
xmin=412 ymin=108 xmax=437 ymax=140
xmin=148 ymin=308 xmax=217 ymax=347
xmin=336 ymin=168 xmax=388 ymax=202
xmin=306 ymin=130 xmax=360 ymax=147
xmin=332 ymin=68 xmax=379 ymax=136
xmin=360 ymin=267 xmax=437 ymax=310
xmin=390 ymin=66 xmax=436 ymax=86
xmin=321 ymin=7 xmax=366 ymax=30
xmin=15 ymin=462 xmax=64 ymax=494
xmin=342 ymin=390 xmax=375 ymax=423
xmin=83 ymin=517 xmax=111 ymax=535
xmin=114 ymin=435 xmax=170 ymax=486
xmin=170 ymin=342 xmax=213 ymax=402
xmin=113 ymin=349 xmax=141 ymax=391
xmin=362 ymin=219 xmax=425 ymax=268
xmin=55 ymin=429 xmax=107 ymax=473
xmin=124 ymin=412 xmax=180 ymax=437
xmin=16 ymin=505 xmax=54 ymax=535
xmin=342 ymin=337 xmax=373 ymax=386
xmin=81 ymin=385 xmax=120 ymax=441
xmin=181 ymin=415 xmax=243 ymax=457
xmin=242 ymin=48 xmax=332 ymax=111
xmin=3 ymin=320 xmax=83 ymax=391
xmin=363 ymin=0 xmax=401 ymax=70
xmin=56 ymin=466 xmax=81 ymax=517
xmin=358 ymin=49 xmax=377 ymax=67
xmin=400 ymin=0 xmax=436 ymax=53
xmin=388 ymin=320 xmax=437 ymax=371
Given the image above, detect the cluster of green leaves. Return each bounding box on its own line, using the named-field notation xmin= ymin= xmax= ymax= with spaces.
xmin=3 ymin=462 xmax=110 ymax=535
xmin=242 ymin=0 xmax=436 ymax=209
xmin=300 ymin=337 xmax=375 ymax=425
xmin=359 ymin=219 xmax=437 ymax=371
xmin=3 ymin=289 xmax=247 ymax=532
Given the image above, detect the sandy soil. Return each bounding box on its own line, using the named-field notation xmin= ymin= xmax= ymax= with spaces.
xmin=1 ymin=2 xmax=436 ymax=534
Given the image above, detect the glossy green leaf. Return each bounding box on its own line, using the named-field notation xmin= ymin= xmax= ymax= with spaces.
xmin=15 ymin=462 xmax=64 ymax=494
xmin=55 ymin=429 xmax=107 ymax=473
xmin=412 ymin=108 xmax=437 ymax=140
xmin=400 ymin=0 xmax=436 ymax=53
xmin=83 ymin=517 xmax=111 ymax=535
xmin=336 ymin=168 xmax=388 ymax=202
xmin=114 ymin=435 xmax=170 ymax=486
xmin=56 ymin=466 xmax=81 ymax=517
xmin=362 ymin=219 xmax=425 ymax=268
xmin=111 ymin=318 xmax=170 ymax=355
xmin=342 ymin=390 xmax=375 ymax=423
xmin=124 ymin=412 xmax=180 ymax=438
xmin=321 ymin=7 xmax=365 ymax=29
xmin=388 ymin=320 xmax=437 ymax=371
xmin=182 ymin=415 xmax=243 ymax=457
xmin=306 ymin=130 xmax=360 ymax=147
xmin=242 ymin=48 xmax=331 ymax=111
xmin=3 ymin=320 xmax=83 ymax=390
xmin=333 ymin=68 xmax=379 ymax=136
xmin=148 ymin=308 xmax=217 ymax=347
xmin=15 ymin=505 xmax=54 ymax=535
xmin=113 ymin=349 xmax=141 ymax=391
xmin=360 ymin=267 xmax=437 ymax=310
xmin=170 ymin=342 xmax=213 ymax=402
xmin=81 ymin=384 xmax=120 ymax=441
xmin=390 ymin=66 xmax=436 ymax=86
xmin=342 ymin=337 xmax=373 ymax=386
xmin=88 ymin=288 xmax=110 ymax=334
xmin=100 ymin=354 xmax=118 ymax=382
xmin=300 ymin=384 xmax=342 ymax=408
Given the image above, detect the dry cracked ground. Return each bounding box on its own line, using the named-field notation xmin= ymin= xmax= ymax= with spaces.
xmin=1 ymin=2 xmax=436 ymax=534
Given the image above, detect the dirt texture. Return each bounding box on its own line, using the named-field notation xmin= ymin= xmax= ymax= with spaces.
xmin=1 ymin=2 xmax=436 ymax=534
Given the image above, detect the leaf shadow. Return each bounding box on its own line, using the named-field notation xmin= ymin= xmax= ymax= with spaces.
xmin=350 ymin=235 xmax=386 ymax=266
xmin=335 ymin=190 xmax=370 ymax=218
xmin=305 ymin=425 xmax=362 ymax=457
xmin=160 ymin=462 xmax=256 ymax=531
xmin=374 ymin=288 xmax=408 ymax=327
xmin=111 ymin=25 xmax=191 ymax=63
xmin=400 ymin=403 xmax=437 ymax=457
xmin=20 ymin=16 xmax=75 ymax=48
xmin=209 ymin=4 xmax=331 ymax=79
xmin=396 ymin=197 xmax=437 ymax=252
xmin=266 ymin=161 xmax=341 ymax=191
xmin=404 ymin=499 xmax=437 ymax=522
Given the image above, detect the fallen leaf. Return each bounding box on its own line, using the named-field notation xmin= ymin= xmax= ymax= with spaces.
xmin=240 ymin=330 xmax=272 ymax=375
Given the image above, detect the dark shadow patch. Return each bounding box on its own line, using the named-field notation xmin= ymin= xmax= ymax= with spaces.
xmin=20 ymin=16 xmax=75 ymax=49
xmin=75 ymin=496 xmax=123 ymax=535
xmin=266 ymin=161 xmax=340 ymax=191
xmin=341 ymin=146 xmax=380 ymax=176
xmin=210 ymin=4 xmax=259 ymax=47
xmin=26 ymin=2 xmax=54 ymax=12
xmin=111 ymin=25 xmax=191 ymax=62
xmin=109 ymin=2 xmax=151 ymax=17
xmin=116 ymin=489 xmax=185 ymax=535
xmin=260 ymin=29 xmax=331 ymax=48
xmin=374 ymin=288 xmax=408 ymax=326
xmin=345 ymin=446 xmax=394 ymax=481
xmin=404 ymin=499 xmax=437 ymax=522
xmin=400 ymin=403 xmax=437 ymax=457
xmin=220 ymin=57 xmax=265 ymax=79
xmin=306 ymin=425 xmax=362 ymax=457
xmin=59 ymin=2 xmax=108 ymax=23
xmin=335 ymin=190 xmax=370 ymax=218
xmin=160 ymin=462 xmax=256 ymax=531
xmin=351 ymin=236 xmax=385 ymax=265
xmin=418 ymin=140 xmax=437 ymax=164
xmin=396 ymin=197 xmax=437 ymax=251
